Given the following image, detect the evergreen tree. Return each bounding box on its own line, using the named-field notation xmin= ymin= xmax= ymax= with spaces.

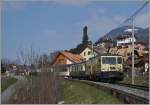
xmin=69 ymin=26 xmax=90 ymax=54
xmin=82 ymin=26 xmax=89 ymax=47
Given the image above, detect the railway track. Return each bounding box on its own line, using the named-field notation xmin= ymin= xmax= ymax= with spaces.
xmin=114 ymin=83 xmax=149 ymax=91
xmin=66 ymin=78 xmax=149 ymax=104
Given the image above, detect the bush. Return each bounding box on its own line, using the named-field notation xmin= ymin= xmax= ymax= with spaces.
xmin=29 ymin=72 xmax=38 ymax=76
xmin=1 ymin=66 xmax=6 ymax=74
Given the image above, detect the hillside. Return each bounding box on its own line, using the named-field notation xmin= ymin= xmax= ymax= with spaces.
xmin=95 ymin=26 xmax=149 ymax=45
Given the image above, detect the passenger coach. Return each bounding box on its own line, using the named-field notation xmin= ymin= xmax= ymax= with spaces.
xmin=69 ymin=54 xmax=124 ymax=82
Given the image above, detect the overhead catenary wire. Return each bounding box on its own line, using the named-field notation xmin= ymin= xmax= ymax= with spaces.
xmin=98 ymin=1 xmax=149 ymax=43
xmin=119 ymin=1 xmax=149 ymax=27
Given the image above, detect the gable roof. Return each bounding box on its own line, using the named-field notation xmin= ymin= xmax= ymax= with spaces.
xmin=79 ymin=45 xmax=107 ymax=55
xmin=61 ymin=52 xmax=82 ymax=63
xmin=51 ymin=51 xmax=83 ymax=65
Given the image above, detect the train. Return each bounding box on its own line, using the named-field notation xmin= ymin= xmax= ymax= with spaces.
xmin=51 ymin=54 xmax=124 ymax=82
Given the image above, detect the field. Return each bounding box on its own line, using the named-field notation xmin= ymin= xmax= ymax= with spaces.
xmin=62 ymin=80 xmax=124 ymax=104
xmin=1 ymin=77 xmax=18 ymax=92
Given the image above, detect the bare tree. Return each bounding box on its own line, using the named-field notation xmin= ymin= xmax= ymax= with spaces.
xmin=9 ymin=46 xmax=62 ymax=104
xmin=17 ymin=46 xmax=40 ymax=71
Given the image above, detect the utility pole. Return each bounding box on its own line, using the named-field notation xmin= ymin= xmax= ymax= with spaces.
xmin=92 ymin=42 xmax=94 ymax=57
xmin=131 ymin=17 xmax=135 ymax=85
xmin=91 ymin=42 xmax=94 ymax=74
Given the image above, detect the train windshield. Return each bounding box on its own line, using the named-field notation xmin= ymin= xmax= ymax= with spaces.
xmin=102 ymin=57 xmax=116 ymax=64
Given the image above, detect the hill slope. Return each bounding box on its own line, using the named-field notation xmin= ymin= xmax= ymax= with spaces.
xmin=95 ymin=26 xmax=149 ymax=45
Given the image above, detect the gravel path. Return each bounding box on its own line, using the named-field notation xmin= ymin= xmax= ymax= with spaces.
xmin=1 ymin=76 xmax=26 ymax=104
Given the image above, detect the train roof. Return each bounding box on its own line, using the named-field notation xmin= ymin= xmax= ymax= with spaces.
xmin=89 ymin=53 xmax=122 ymax=59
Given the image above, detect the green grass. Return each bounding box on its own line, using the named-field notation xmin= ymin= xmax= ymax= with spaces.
xmin=120 ymin=76 xmax=149 ymax=86
xmin=1 ymin=77 xmax=18 ymax=92
xmin=62 ymin=80 xmax=124 ymax=104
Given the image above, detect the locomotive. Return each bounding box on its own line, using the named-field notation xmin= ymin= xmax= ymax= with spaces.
xmin=51 ymin=54 xmax=124 ymax=82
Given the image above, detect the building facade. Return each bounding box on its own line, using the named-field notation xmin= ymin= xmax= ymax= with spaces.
xmin=116 ymin=34 xmax=136 ymax=46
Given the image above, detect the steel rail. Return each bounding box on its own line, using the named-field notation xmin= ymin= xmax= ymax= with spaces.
xmin=115 ymin=82 xmax=149 ymax=91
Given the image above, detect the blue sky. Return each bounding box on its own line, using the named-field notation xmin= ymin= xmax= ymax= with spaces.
xmin=2 ymin=0 xmax=149 ymax=61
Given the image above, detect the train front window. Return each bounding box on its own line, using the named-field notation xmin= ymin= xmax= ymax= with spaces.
xmin=117 ymin=57 xmax=122 ymax=64
xmin=102 ymin=57 xmax=116 ymax=64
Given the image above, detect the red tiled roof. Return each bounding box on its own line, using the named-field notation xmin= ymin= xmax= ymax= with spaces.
xmin=61 ymin=51 xmax=82 ymax=63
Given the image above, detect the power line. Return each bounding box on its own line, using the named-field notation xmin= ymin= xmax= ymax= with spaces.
xmin=119 ymin=1 xmax=149 ymax=27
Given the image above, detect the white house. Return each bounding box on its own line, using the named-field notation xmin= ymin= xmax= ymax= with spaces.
xmin=116 ymin=34 xmax=136 ymax=46
xmin=79 ymin=46 xmax=100 ymax=61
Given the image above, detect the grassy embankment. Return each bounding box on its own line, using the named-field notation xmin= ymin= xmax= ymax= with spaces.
xmin=1 ymin=77 xmax=18 ymax=92
xmin=62 ymin=80 xmax=124 ymax=104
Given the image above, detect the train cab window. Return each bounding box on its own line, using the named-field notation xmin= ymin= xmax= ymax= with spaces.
xmin=109 ymin=57 xmax=116 ymax=64
xmin=102 ymin=57 xmax=116 ymax=64
xmin=117 ymin=57 xmax=122 ymax=64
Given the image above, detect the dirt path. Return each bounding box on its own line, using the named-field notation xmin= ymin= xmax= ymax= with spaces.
xmin=1 ymin=76 xmax=26 ymax=104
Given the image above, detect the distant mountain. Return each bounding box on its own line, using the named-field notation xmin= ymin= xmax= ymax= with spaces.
xmin=95 ymin=26 xmax=149 ymax=45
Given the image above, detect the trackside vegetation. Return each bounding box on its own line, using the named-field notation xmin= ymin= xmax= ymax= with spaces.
xmin=62 ymin=80 xmax=124 ymax=104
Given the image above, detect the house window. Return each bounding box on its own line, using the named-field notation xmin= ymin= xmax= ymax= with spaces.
xmin=59 ymin=59 xmax=64 ymax=64
xmin=84 ymin=52 xmax=86 ymax=56
xmin=88 ymin=51 xmax=91 ymax=55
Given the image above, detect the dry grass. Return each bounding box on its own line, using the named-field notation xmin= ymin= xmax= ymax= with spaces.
xmin=9 ymin=71 xmax=62 ymax=104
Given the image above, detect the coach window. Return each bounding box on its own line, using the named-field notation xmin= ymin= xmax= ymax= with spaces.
xmin=98 ymin=59 xmax=101 ymax=63
xmin=81 ymin=66 xmax=83 ymax=70
xmin=117 ymin=57 xmax=122 ymax=64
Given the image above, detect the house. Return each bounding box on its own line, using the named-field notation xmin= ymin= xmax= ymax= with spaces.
xmin=79 ymin=45 xmax=107 ymax=61
xmin=51 ymin=51 xmax=83 ymax=65
xmin=116 ymin=34 xmax=136 ymax=46
xmin=51 ymin=51 xmax=83 ymax=76
xmin=109 ymin=41 xmax=146 ymax=61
